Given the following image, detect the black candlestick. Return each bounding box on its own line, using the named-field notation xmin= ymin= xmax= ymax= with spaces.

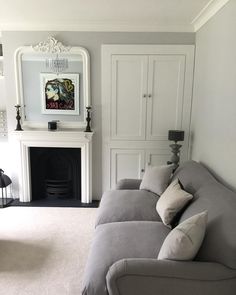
xmin=85 ymin=106 xmax=92 ymax=132
xmin=15 ymin=104 xmax=23 ymax=131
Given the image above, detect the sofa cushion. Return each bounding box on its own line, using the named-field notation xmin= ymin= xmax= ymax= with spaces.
xmin=82 ymin=221 xmax=170 ymax=295
xmin=156 ymin=178 xmax=193 ymax=227
xmin=95 ymin=189 xmax=161 ymax=227
xmin=179 ymin=182 xmax=236 ymax=269
xmin=140 ymin=164 xmax=174 ymax=196
xmin=158 ymin=211 xmax=208 ymax=261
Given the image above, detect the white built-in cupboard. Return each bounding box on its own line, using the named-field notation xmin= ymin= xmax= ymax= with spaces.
xmin=102 ymin=45 xmax=194 ymax=191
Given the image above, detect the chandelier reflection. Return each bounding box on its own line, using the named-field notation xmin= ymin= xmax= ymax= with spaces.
xmin=46 ymin=54 xmax=68 ymax=75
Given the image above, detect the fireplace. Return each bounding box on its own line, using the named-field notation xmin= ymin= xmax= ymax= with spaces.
xmin=13 ymin=130 xmax=93 ymax=203
xmin=30 ymin=147 xmax=81 ymax=201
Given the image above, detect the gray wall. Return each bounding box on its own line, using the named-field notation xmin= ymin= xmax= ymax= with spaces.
xmin=2 ymin=31 xmax=195 ymax=199
xmin=191 ymin=0 xmax=236 ymax=191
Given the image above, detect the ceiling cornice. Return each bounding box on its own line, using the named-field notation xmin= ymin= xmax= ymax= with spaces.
xmin=0 ymin=21 xmax=194 ymax=33
xmin=0 ymin=0 xmax=231 ymax=34
xmin=192 ymin=0 xmax=231 ymax=31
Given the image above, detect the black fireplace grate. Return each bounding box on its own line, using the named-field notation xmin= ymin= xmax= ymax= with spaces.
xmin=45 ymin=179 xmax=72 ymax=199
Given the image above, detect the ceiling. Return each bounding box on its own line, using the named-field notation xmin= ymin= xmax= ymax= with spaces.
xmin=0 ymin=0 xmax=230 ymax=33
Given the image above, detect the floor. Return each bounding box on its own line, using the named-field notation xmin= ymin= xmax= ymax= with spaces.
xmin=0 ymin=206 xmax=97 ymax=294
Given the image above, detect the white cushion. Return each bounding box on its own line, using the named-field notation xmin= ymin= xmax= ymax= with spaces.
xmin=158 ymin=211 xmax=208 ymax=261
xmin=139 ymin=164 xmax=174 ymax=196
xmin=156 ymin=178 xmax=193 ymax=227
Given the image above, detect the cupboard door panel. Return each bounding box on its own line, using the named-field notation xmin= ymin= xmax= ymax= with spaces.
xmin=146 ymin=55 xmax=185 ymax=140
xmin=111 ymin=55 xmax=148 ymax=140
xmin=145 ymin=149 xmax=172 ymax=167
xmin=110 ymin=149 xmax=145 ymax=189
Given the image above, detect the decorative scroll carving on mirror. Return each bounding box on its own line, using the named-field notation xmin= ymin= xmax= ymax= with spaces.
xmin=32 ymin=37 xmax=71 ymax=53
xmin=14 ymin=37 xmax=90 ymax=129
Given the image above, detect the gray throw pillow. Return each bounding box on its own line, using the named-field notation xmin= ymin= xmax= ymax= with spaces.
xmin=158 ymin=211 xmax=208 ymax=261
xmin=139 ymin=164 xmax=174 ymax=196
xmin=156 ymin=178 xmax=193 ymax=227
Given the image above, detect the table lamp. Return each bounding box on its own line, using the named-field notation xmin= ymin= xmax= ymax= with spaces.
xmin=168 ymin=130 xmax=185 ymax=167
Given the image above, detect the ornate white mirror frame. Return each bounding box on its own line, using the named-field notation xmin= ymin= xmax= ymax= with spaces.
xmin=14 ymin=37 xmax=90 ymax=129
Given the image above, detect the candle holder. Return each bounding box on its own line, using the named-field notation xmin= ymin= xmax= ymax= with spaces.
xmin=85 ymin=106 xmax=92 ymax=132
xmin=15 ymin=104 xmax=23 ymax=131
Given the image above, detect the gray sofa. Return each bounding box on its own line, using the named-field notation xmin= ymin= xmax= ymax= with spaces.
xmin=82 ymin=161 xmax=236 ymax=295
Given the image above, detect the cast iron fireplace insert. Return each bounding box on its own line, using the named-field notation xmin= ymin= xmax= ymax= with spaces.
xmin=30 ymin=147 xmax=81 ymax=201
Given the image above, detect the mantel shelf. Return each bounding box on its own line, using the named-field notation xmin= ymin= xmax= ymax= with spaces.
xmin=11 ymin=129 xmax=94 ymax=141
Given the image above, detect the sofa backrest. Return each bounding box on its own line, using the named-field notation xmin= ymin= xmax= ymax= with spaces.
xmin=173 ymin=161 xmax=236 ymax=269
xmin=172 ymin=160 xmax=217 ymax=195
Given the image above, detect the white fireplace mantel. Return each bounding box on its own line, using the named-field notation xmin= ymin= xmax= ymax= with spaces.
xmin=12 ymin=129 xmax=93 ymax=203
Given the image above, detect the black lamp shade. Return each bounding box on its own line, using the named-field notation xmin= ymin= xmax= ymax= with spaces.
xmin=168 ymin=130 xmax=185 ymax=142
xmin=0 ymin=169 xmax=12 ymax=188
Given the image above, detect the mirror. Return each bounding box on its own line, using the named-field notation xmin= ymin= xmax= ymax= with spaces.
xmin=14 ymin=37 xmax=90 ymax=129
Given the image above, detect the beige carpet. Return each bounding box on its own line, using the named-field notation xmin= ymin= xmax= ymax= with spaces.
xmin=0 ymin=207 xmax=97 ymax=295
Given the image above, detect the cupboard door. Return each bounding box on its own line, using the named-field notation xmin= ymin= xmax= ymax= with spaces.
xmin=146 ymin=55 xmax=186 ymax=140
xmin=145 ymin=149 xmax=172 ymax=167
xmin=110 ymin=149 xmax=145 ymax=189
xmin=111 ymin=55 xmax=148 ymax=140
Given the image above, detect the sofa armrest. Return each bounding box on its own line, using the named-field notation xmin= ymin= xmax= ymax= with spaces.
xmin=106 ymin=259 xmax=236 ymax=295
xmin=115 ymin=179 xmax=142 ymax=190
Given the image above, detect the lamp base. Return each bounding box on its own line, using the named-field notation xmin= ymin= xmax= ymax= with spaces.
xmin=0 ymin=198 xmax=14 ymax=208
xmin=169 ymin=143 xmax=182 ymax=167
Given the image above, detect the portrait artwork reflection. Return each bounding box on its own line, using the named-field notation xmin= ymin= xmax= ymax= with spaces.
xmin=41 ymin=73 xmax=80 ymax=115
